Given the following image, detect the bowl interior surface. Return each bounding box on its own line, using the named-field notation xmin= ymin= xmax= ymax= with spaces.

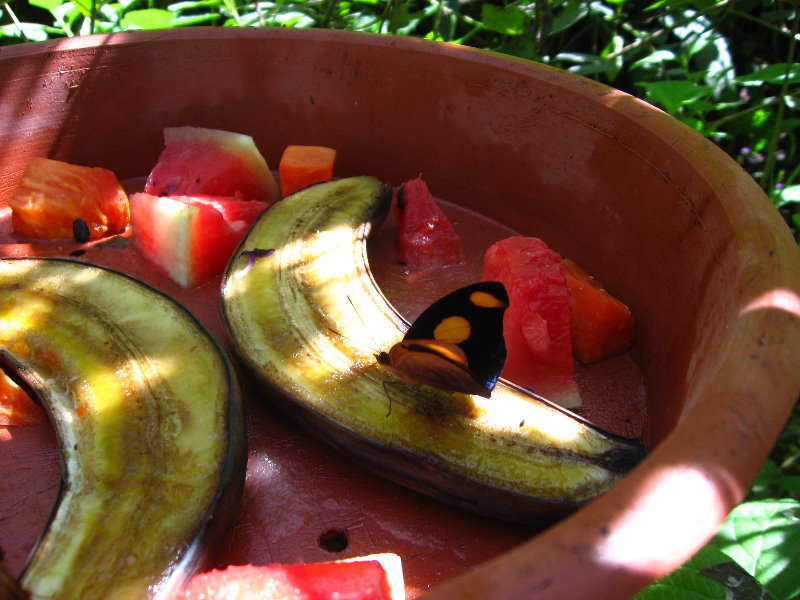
xmin=1 ymin=28 xmax=799 ymax=600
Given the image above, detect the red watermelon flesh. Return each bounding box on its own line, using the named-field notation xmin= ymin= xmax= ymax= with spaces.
xmin=394 ymin=176 xmax=465 ymax=269
xmin=483 ymin=236 xmax=581 ymax=408
xmin=144 ymin=126 xmax=280 ymax=204
xmin=178 ymin=557 xmax=400 ymax=600
xmin=130 ymin=192 xmax=268 ymax=289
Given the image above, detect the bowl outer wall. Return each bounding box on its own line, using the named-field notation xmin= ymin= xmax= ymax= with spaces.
xmin=1 ymin=28 xmax=799 ymax=600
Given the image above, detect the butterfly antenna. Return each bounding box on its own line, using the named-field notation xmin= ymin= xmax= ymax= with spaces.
xmin=344 ymin=294 xmax=384 ymax=355
xmin=382 ymin=381 xmax=393 ymax=417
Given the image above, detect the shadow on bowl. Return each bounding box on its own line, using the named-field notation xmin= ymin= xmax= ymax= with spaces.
xmin=1 ymin=28 xmax=799 ymax=600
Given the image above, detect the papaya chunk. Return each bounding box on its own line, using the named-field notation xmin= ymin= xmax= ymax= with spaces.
xmin=562 ymin=258 xmax=635 ymax=364
xmin=278 ymin=145 xmax=337 ymax=196
xmin=9 ymin=157 xmax=129 ymax=240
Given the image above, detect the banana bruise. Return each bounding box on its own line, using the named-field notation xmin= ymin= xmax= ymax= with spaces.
xmin=0 ymin=258 xmax=245 ymax=600
xmin=221 ymin=176 xmax=645 ymax=522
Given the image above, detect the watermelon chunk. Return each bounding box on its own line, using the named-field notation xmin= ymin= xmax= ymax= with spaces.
xmin=179 ymin=554 xmax=404 ymax=600
xmin=130 ymin=193 xmax=268 ymax=289
xmin=144 ymin=126 xmax=280 ymax=204
xmin=394 ymin=176 xmax=465 ymax=269
xmin=483 ymin=236 xmax=581 ymax=408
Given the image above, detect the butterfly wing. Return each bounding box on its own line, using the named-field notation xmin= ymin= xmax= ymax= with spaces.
xmin=386 ymin=339 xmax=492 ymax=397
xmin=400 ymin=281 xmax=509 ymax=394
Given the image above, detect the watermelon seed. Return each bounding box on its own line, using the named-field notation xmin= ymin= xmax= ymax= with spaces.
xmin=318 ymin=529 xmax=349 ymax=553
xmin=396 ymin=185 xmax=406 ymax=211
xmin=73 ymin=218 xmax=90 ymax=243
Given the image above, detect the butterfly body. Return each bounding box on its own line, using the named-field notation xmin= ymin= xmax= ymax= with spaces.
xmin=379 ymin=281 xmax=509 ymax=398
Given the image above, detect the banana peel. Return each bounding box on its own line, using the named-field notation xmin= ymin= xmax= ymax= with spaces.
xmin=221 ymin=176 xmax=645 ymax=522
xmin=0 ymin=258 xmax=245 ymax=600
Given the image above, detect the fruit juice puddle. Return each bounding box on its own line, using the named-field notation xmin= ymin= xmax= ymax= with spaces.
xmin=367 ymin=198 xmax=647 ymax=441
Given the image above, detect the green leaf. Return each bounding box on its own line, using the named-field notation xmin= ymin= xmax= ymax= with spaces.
xmin=631 ymin=50 xmax=678 ymax=70
xmin=71 ymin=0 xmax=95 ymax=19
xmin=734 ymin=63 xmax=800 ymax=87
xmin=120 ymin=8 xmax=174 ymax=29
xmin=699 ymin=561 xmax=776 ymax=599
xmin=711 ymin=499 xmax=800 ymax=600
xmin=170 ymin=13 xmax=222 ymax=27
xmin=551 ymin=2 xmax=590 ymax=35
xmin=774 ymin=476 xmax=800 ymax=495
xmin=29 ymin=0 xmax=66 ymax=16
xmin=633 ymin=545 xmax=741 ymax=599
xmin=637 ymin=80 xmax=714 ymax=115
xmin=480 ymin=4 xmax=529 ymax=35
xmin=778 ymin=185 xmax=800 ymax=205
xmin=495 ymin=37 xmax=535 ymax=60
xmin=0 ymin=22 xmax=52 ymax=42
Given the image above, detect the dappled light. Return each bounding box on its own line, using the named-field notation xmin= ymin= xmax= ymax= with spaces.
xmin=2 ymin=17 xmax=799 ymax=599
xmin=741 ymin=286 xmax=800 ymax=318
xmin=0 ymin=34 xmax=124 ymax=202
xmin=0 ymin=257 xmax=240 ymax=597
xmin=222 ymin=182 xmax=644 ymax=514
xmin=595 ymin=464 xmax=732 ymax=577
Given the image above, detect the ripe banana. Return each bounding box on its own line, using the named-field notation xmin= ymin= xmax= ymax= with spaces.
xmin=0 ymin=258 xmax=246 ymax=600
xmin=221 ymin=176 xmax=645 ymax=522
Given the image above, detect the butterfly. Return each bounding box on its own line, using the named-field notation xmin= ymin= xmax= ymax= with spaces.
xmin=376 ymin=281 xmax=509 ymax=398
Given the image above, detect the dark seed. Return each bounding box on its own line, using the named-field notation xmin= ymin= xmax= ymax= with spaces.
xmin=73 ymin=218 xmax=90 ymax=243
xmin=396 ymin=185 xmax=406 ymax=211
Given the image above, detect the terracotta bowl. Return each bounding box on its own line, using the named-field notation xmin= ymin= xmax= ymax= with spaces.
xmin=2 ymin=28 xmax=800 ymax=600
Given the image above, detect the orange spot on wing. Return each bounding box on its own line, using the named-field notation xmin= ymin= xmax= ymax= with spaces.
xmin=432 ymin=316 xmax=471 ymax=344
xmin=470 ymin=290 xmax=507 ymax=308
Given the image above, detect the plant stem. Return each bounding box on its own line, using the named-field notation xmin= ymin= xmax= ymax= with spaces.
xmin=759 ymin=6 xmax=799 ymax=193
xmin=321 ymin=0 xmax=337 ymax=29
xmin=706 ymin=96 xmax=780 ymax=131
xmin=605 ymin=0 xmax=733 ymax=62
xmin=2 ymin=2 xmax=29 ymax=42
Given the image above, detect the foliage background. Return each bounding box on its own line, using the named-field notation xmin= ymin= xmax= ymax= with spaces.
xmin=2 ymin=0 xmax=800 ymax=597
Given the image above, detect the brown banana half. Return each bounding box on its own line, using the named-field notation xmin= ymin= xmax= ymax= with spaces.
xmin=0 ymin=258 xmax=246 ymax=600
xmin=220 ymin=176 xmax=644 ymax=523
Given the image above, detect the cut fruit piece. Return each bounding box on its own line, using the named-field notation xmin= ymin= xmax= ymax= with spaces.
xmin=179 ymin=554 xmax=404 ymax=600
xmin=278 ymin=145 xmax=336 ymax=196
xmin=130 ymin=193 xmax=268 ymax=289
xmin=483 ymin=236 xmax=581 ymax=409
xmin=0 ymin=257 xmax=246 ymax=600
xmin=0 ymin=369 xmax=46 ymax=426
xmin=144 ymin=126 xmax=280 ymax=204
xmin=562 ymin=258 xmax=636 ymax=364
xmin=9 ymin=157 xmax=129 ymax=240
xmin=221 ymin=177 xmax=645 ymax=523
xmin=394 ymin=176 xmax=465 ymax=269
